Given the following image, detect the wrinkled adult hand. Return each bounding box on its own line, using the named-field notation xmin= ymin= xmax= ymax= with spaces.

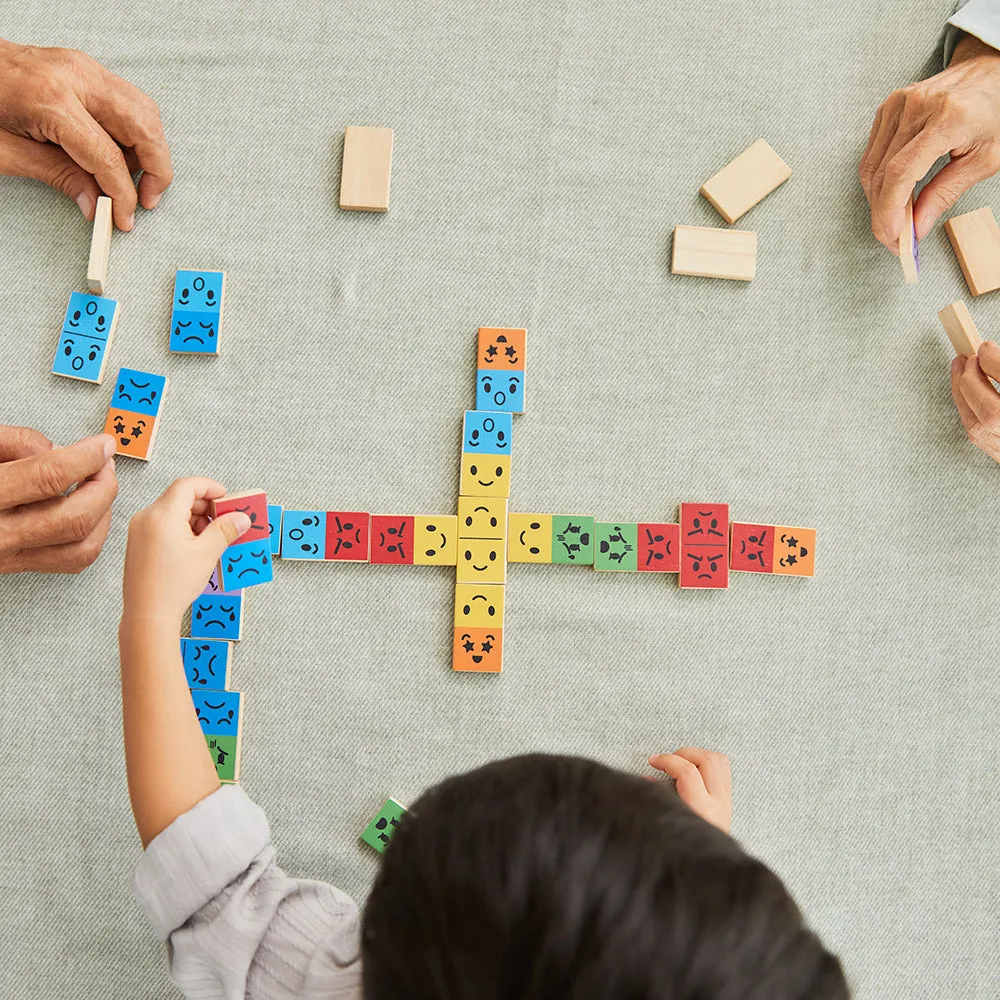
xmin=648 ymin=747 xmax=733 ymax=834
xmin=860 ymin=35 xmax=1000 ymax=252
xmin=0 ymin=427 xmax=118 ymax=574
xmin=951 ymin=341 xmax=1000 ymax=463
xmin=0 ymin=37 xmax=172 ymax=230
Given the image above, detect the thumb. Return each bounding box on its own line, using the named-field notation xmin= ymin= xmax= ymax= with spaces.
xmin=977 ymin=340 xmax=1000 ymax=381
xmin=915 ymin=149 xmax=998 ymax=239
xmin=0 ymin=131 xmax=100 ymax=219
xmin=201 ymin=512 xmax=252 ymax=555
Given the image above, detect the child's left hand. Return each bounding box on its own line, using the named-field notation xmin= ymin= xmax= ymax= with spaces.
xmin=121 ymin=477 xmax=250 ymax=626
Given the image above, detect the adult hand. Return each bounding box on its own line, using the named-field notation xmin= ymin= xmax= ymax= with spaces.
xmin=648 ymin=747 xmax=732 ymax=833
xmin=860 ymin=35 xmax=1000 ymax=252
xmin=0 ymin=37 xmax=172 ymax=231
xmin=0 ymin=427 xmax=118 ymax=574
xmin=951 ymin=341 xmax=1000 ymax=462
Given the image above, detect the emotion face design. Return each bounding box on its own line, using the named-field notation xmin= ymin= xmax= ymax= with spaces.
xmin=463 ymin=410 xmax=513 ymax=455
xmin=637 ymin=522 xmax=680 ymax=573
xmin=476 ymin=371 xmax=524 ymax=414
xmin=454 ymin=583 xmax=505 ymax=628
xmin=211 ymin=490 xmax=270 ymax=546
xmin=413 ymin=515 xmax=458 ymax=565
xmin=190 ymin=689 xmax=241 ymax=736
xmin=169 ymin=269 xmax=225 ymax=354
xmin=730 ymin=523 xmax=772 ymax=573
xmin=267 ymin=504 xmax=283 ymax=555
xmin=202 ymin=566 xmax=240 ymax=596
xmin=457 ymin=538 xmax=506 ymax=584
xmin=452 ymin=627 xmax=503 ymax=673
xmin=324 ymin=511 xmax=371 ymax=561
xmin=281 ymin=511 xmax=326 ymax=559
xmin=551 ymin=515 xmax=595 ymax=565
xmin=218 ymin=541 xmax=273 ymax=590
xmin=458 ymin=497 xmax=507 ymax=539
xmin=773 ymin=526 xmax=816 ymax=577
xmin=679 ymin=503 xmax=729 ymax=589
xmin=459 ymin=455 xmax=511 ymax=498
xmin=110 ymin=368 xmax=167 ymax=417
xmin=361 ymin=797 xmax=408 ymax=855
xmin=507 ymin=513 xmax=553 ymax=563
xmin=205 ymin=735 xmax=239 ymax=783
xmin=103 ymin=408 xmax=154 ymax=460
xmin=180 ymin=638 xmax=232 ymax=689
xmin=371 ymin=516 xmax=414 ymax=565
xmin=680 ymin=503 xmax=729 ymax=544
xmin=594 ymin=522 xmax=639 ymax=572
xmin=52 ymin=291 xmax=119 ymax=383
xmin=190 ymin=594 xmax=244 ymax=641
xmin=477 ymin=327 xmax=525 ymax=369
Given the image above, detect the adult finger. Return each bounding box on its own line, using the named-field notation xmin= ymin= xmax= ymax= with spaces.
xmin=976 ymin=340 xmax=1000 ymax=381
xmin=951 ymin=356 xmax=980 ymax=432
xmin=0 ymin=434 xmax=115 ymax=510
xmin=0 ymin=457 xmax=117 ymax=549
xmin=10 ymin=506 xmax=112 ymax=575
xmin=958 ymin=354 xmax=1000 ymax=426
xmin=0 ymin=425 xmax=52 ymax=463
xmin=0 ymin=131 xmax=102 ymax=220
xmin=671 ymin=747 xmax=731 ymax=793
xmin=859 ymin=95 xmax=903 ymax=204
xmin=859 ymin=105 xmax=885 ymax=203
xmin=914 ymin=148 xmax=1000 ymax=238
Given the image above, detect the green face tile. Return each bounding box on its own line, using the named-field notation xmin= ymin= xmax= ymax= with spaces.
xmin=205 ymin=734 xmax=238 ymax=783
xmin=551 ymin=515 xmax=595 ymax=565
xmin=594 ymin=522 xmax=639 ymax=571
xmin=361 ymin=797 xmax=408 ymax=854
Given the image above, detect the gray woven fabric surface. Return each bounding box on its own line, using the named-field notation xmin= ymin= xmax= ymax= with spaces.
xmin=1 ymin=2 xmax=998 ymax=998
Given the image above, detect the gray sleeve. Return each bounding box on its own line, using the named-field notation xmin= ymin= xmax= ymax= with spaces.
xmin=945 ymin=1 xmax=1000 ymax=66
xmin=132 ymin=785 xmax=362 ymax=1000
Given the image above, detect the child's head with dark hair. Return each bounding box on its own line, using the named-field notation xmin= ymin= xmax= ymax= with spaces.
xmin=363 ymin=753 xmax=848 ymax=1000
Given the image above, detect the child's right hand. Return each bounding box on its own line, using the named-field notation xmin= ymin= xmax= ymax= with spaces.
xmin=121 ymin=477 xmax=250 ymax=626
xmin=648 ymin=748 xmax=732 ymax=833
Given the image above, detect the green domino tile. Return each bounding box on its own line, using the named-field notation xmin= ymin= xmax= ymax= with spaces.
xmin=205 ymin=734 xmax=239 ymax=783
xmin=594 ymin=522 xmax=639 ymax=571
xmin=551 ymin=515 xmax=595 ymax=565
xmin=361 ymin=797 xmax=408 ymax=855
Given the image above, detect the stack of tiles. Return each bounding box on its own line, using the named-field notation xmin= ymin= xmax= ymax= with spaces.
xmin=209 ymin=490 xmax=274 ymax=590
xmin=169 ymin=269 xmax=226 ymax=354
xmin=730 ymin=524 xmax=816 ymax=577
xmin=280 ymin=510 xmax=372 ymax=561
xmin=680 ymin=503 xmax=730 ymax=589
xmin=102 ymin=367 xmax=169 ymax=460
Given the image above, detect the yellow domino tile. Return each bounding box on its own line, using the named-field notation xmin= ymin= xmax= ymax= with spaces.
xmin=412 ymin=515 xmax=458 ymax=565
xmin=456 ymin=538 xmax=507 ymax=584
xmin=507 ymin=513 xmax=553 ymax=563
xmin=454 ymin=583 xmax=505 ymax=628
xmin=458 ymin=496 xmax=508 ymax=539
xmin=459 ymin=454 xmax=511 ymax=498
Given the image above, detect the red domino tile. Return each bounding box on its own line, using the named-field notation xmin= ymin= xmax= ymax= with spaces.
xmin=371 ymin=515 xmax=414 ymax=565
xmin=730 ymin=523 xmax=774 ymax=573
xmin=637 ymin=522 xmax=680 ymax=572
xmin=324 ymin=511 xmax=370 ymax=561
xmin=679 ymin=502 xmax=729 ymax=546
xmin=210 ymin=490 xmax=270 ymax=546
xmin=679 ymin=544 xmax=729 ymax=589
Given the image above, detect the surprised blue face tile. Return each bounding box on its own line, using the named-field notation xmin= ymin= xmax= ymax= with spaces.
xmin=170 ymin=270 xmax=225 ymax=354
xmin=110 ymin=368 xmax=167 ymax=417
xmin=281 ymin=510 xmax=326 ymax=559
xmin=52 ymin=291 xmax=119 ymax=382
xmin=476 ymin=370 xmax=524 ymax=413
xmin=174 ymin=270 xmax=224 ymax=312
xmin=463 ymin=410 xmax=513 ymax=455
xmin=190 ymin=594 xmax=244 ymax=641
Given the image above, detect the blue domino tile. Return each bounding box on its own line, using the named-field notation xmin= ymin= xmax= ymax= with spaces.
xmin=218 ymin=539 xmax=273 ymax=591
xmin=475 ymin=369 xmax=524 ymax=414
xmin=170 ymin=311 xmax=221 ymax=353
xmin=170 ymin=270 xmax=225 ymax=354
xmin=52 ymin=291 xmax=119 ymax=383
xmin=109 ymin=367 xmax=167 ymax=417
xmin=190 ymin=593 xmax=244 ymax=641
xmin=268 ymin=505 xmax=283 ymax=556
xmin=280 ymin=510 xmax=326 ymax=560
xmin=180 ymin=638 xmax=232 ymax=689
xmin=190 ymin=689 xmax=241 ymax=737
xmin=462 ymin=410 xmax=513 ymax=456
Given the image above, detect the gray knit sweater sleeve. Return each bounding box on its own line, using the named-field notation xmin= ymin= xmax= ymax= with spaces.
xmin=132 ymin=785 xmax=363 ymax=1000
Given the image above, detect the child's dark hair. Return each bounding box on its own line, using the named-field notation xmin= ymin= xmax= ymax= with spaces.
xmin=363 ymin=753 xmax=848 ymax=1000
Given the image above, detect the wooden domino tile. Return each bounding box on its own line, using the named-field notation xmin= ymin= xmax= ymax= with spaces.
xmin=671 ymin=225 xmax=757 ymax=282
xmin=361 ymin=797 xmax=407 ymax=854
xmin=169 ymin=269 xmax=225 ymax=355
xmin=456 ymin=537 xmax=507 ymax=584
xmin=900 ymin=198 xmax=919 ymax=285
xmin=636 ymin=522 xmax=680 ymax=572
xmin=454 ymin=583 xmax=504 ymax=628
xmin=191 ymin=688 xmax=243 ymax=783
xmin=679 ymin=503 xmax=729 ymax=589
xmin=452 ymin=627 xmax=503 ymax=672
xmin=730 ymin=523 xmax=774 ymax=573
xmin=340 ymin=126 xmax=394 ymax=212
xmin=103 ymin=367 xmax=169 ymax=460
xmin=944 ymin=206 xmax=1000 ymax=296
xmin=53 ymin=291 xmax=120 ymax=384
xmin=180 ymin=637 xmax=233 ymax=690
xmin=413 ymin=515 xmax=458 ymax=565
xmin=699 ymin=139 xmax=791 ymax=224
xmin=508 ymin=513 xmax=553 ymax=563
xmin=371 ymin=515 xmax=415 ymax=565
xmin=460 ymin=454 xmax=511 ymax=498
xmin=594 ymin=522 xmax=638 ymax=572
xmin=87 ymin=196 xmax=112 ymax=294
xmin=324 ymin=512 xmax=371 ymax=561
xmin=772 ymin=526 xmax=815 ymax=577
xmin=938 ymin=301 xmax=983 ymax=357
xmin=458 ymin=497 xmax=508 ymax=539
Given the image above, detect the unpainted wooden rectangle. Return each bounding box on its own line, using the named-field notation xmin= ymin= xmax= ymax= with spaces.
xmin=340 ymin=126 xmax=394 ymax=212
xmin=944 ymin=206 xmax=1000 ymax=296
xmin=900 ymin=198 xmax=919 ymax=285
xmin=87 ymin=196 xmax=112 ymax=294
xmin=938 ymin=300 xmax=983 ymax=357
xmin=671 ymin=225 xmax=756 ymax=282
xmin=699 ymin=139 xmax=791 ymax=224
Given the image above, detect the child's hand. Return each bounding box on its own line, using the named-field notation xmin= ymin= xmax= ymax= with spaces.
xmin=648 ymin=747 xmax=732 ymax=833
xmin=122 ymin=477 xmax=250 ymax=626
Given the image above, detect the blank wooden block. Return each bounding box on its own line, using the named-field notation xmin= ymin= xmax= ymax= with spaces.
xmin=340 ymin=126 xmax=394 ymax=212
xmin=87 ymin=196 xmax=112 ymax=294
xmin=944 ymin=206 xmax=1000 ymax=296
xmin=672 ymin=225 xmax=756 ymax=282
xmin=699 ymin=139 xmax=791 ymax=224
xmin=900 ymin=198 xmax=919 ymax=285
xmin=938 ymin=300 xmax=983 ymax=357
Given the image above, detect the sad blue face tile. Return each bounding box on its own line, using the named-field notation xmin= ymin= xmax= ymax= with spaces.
xmin=190 ymin=594 xmax=243 ymax=640
xmin=170 ymin=270 xmax=224 ymax=352
xmin=170 ymin=311 xmax=220 ymax=352
xmin=180 ymin=637 xmax=231 ymax=689
xmin=476 ymin=370 xmax=523 ymax=413
xmin=281 ymin=510 xmax=326 ymax=559
xmin=52 ymin=292 xmax=118 ymax=381
xmin=463 ymin=410 xmax=512 ymax=455
xmin=110 ymin=368 xmax=167 ymax=417
xmin=190 ymin=689 xmax=241 ymax=736
xmin=219 ymin=540 xmax=273 ymax=590
xmin=267 ymin=505 xmax=283 ymax=555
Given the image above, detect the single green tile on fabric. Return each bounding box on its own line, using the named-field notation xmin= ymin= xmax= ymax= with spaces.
xmin=551 ymin=515 xmax=595 ymax=565
xmin=205 ymin=734 xmax=238 ymax=783
xmin=594 ymin=522 xmax=639 ymax=571
xmin=361 ymin=797 xmax=408 ymax=855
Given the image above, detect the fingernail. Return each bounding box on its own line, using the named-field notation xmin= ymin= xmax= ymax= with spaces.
xmin=76 ymin=192 xmax=94 ymax=218
xmin=233 ymin=513 xmax=252 ymax=534
xmin=102 ymin=435 xmax=116 ymax=460
xmin=147 ymin=192 xmax=162 ymax=209
xmin=126 ymin=212 xmax=135 ymax=231
xmin=107 ymin=457 xmax=116 ymax=472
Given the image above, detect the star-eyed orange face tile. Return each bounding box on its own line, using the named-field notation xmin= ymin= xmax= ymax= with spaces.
xmin=452 ymin=627 xmax=503 ymax=672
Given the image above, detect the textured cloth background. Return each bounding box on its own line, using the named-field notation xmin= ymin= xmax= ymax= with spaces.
xmin=0 ymin=2 xmax=998 ymax=998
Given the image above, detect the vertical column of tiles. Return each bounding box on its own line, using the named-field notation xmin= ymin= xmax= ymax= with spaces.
xmin=475 ymin=327 xmax=526 ymax=413
xmin=103 ymin=367 xmax=169 ymax=460
xmin=679 ymin=503 xmax=729 ymax=589
xmin=210 ymin=491 xmax=274 ymax=590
